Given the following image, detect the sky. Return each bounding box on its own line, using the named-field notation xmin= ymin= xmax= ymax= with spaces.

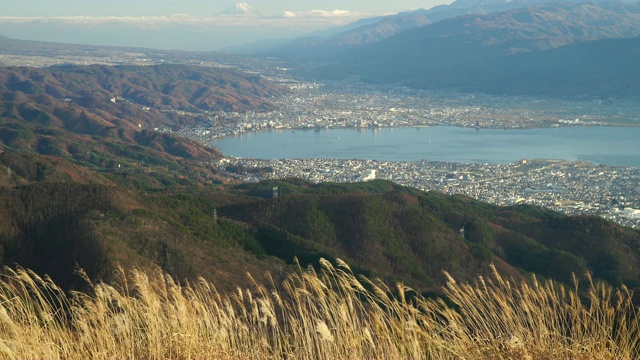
xmin=0 ymin=0 xmax=452 ymax=51
xmin=0 ymin=1 xmax=451 ymax=50
xmin=1 ymin=1 xmax=445 ymax=17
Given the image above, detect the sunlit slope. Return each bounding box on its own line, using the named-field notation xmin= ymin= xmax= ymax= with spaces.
xmin=0 ymin=261 xmax=638 ymax=359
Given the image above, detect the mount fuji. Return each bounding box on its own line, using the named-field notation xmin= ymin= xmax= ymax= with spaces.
xmin=217 ymin=3 xmax=261 ymax=17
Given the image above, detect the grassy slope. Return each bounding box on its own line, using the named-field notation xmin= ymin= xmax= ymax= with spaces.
xmin=1 ymin=260 xmax=638 ymax=359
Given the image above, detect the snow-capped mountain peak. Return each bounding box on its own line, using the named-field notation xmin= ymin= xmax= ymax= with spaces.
xmin=217 ymin=3 xmax=261 ymax=17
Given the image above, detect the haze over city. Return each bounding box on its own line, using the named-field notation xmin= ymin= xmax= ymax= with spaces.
xmin=0 ymin=0 xmax=450 ymax=50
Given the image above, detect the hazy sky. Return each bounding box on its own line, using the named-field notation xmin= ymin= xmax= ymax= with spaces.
xmin=0 ymin=1 xmax=453 ymax=50
xmin=1 ymin=1 xmax=447 ymax=17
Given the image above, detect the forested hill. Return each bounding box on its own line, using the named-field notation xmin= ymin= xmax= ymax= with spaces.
xmin=0 ymin=64 xmax=288 ymax=188
xmin=0 ymin=64 xmax=287 ymax=126
xmin=1 ymin=178 xmax=639 ymax=295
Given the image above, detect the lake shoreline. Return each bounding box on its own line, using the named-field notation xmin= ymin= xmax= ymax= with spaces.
xmin=211 ymin=126 xmax=640 ymax=167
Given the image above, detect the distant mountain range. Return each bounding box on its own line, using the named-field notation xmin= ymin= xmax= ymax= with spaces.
xmin=299 ymin=1 xmax=640 ymax=98
xmin=402 ymin=35 xmax=640 ymax=97
xmin=216 ymin=3 xmax=260 ymax=17
xmin=261 ymin=0 xmax=598 ymax=59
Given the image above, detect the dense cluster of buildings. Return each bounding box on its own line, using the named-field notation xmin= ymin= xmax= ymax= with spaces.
xmin=169 ymin=79 xmax=639 ymax=144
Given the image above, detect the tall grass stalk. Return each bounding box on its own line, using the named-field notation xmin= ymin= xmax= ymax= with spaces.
xmin=0 ymin=260 xmax=638 ymax=359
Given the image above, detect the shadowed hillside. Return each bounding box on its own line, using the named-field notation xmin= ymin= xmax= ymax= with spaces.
xmin=399 ymin=35 xmax=640 ymax=97
xmin=304 ymin=1 xmax=640 ymax=97
xmin=2 ymin=178 xmax=639 ymax=295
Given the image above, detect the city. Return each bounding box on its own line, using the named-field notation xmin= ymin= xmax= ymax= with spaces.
xmin=167 ymin=77 xmax=640 ymax=143
xmin=161 ymin=77 xmax=640 ymax=230
xmin=219 ymin=157 xmax=640 ymax=229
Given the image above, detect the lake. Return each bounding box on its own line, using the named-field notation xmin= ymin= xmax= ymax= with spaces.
xmin=211 ymin=126 xmax=640 ymax=167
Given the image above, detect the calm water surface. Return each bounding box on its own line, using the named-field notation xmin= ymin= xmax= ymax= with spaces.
xmin=212 ymin=126 xmax=640 ymax=167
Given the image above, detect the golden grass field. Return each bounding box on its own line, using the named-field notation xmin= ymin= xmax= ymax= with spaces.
xmin=0 ymin=259 xmax=638 ymax=359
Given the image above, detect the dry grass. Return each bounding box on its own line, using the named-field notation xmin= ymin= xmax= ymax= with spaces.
xmin=0 ymin=259 xmax=639 ymax=359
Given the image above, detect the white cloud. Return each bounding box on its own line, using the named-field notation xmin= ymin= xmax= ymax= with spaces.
xmin=0 ymin=10 xmax=377 ymax=49
xmin=0 ymin=9 xmax=370 ymax=28
xmin=278 ymin=9 xmax=362 ymax=20
xmin=308 ymin=10 xmax=353 ymax=17
xmin=282 ymin=11 xmax=297 ymax=19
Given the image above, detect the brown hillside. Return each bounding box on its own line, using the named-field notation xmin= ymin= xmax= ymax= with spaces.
xmin=0 ymin=63 xmax=289 ymax=188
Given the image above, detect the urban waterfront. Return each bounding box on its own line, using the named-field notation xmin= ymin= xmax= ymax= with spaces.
xmin=212 ymin=126 xmax=640 ymax=167
xmin=214 ymin=126 xmax=640 ymax=229
xmin=197 ymin=78 xmax=640 ymax=229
